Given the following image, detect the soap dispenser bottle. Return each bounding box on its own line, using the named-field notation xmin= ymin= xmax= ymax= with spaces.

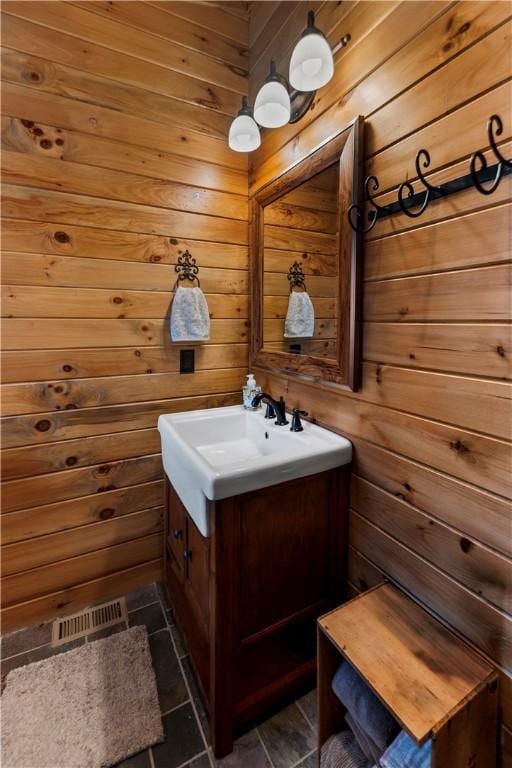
xmin=243 ymin=373 xmax=261 ymax=410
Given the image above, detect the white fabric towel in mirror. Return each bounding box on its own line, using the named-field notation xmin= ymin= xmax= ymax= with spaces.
xmin=284 ymin=290 xmax=315 ymax=338
xmin=170 ymin=286 xmax=210 ymax=341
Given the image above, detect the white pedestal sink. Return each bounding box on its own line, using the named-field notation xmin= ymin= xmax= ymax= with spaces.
xmin=158 ymin=404 xmax=352 ymax=536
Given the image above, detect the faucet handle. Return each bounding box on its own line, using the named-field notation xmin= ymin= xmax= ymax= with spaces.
xmin=290 ymin=408 xmax=308 ymax=432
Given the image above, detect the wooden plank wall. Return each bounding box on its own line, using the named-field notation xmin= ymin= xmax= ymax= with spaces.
xmin=0 ymin=0 xmax=249 ymax=632
xmin=248 ymin=1 xmax=512 ymax=762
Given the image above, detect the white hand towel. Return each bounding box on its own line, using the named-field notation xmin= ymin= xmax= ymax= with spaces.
xmin=170 ymin=285 xmax=210 ymax=341
xmin=284 ymin=290 xmax=315 ymax=338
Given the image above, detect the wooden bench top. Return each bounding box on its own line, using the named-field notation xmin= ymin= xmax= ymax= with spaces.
xmin=318 ymin=583 xmax=496 ymax=744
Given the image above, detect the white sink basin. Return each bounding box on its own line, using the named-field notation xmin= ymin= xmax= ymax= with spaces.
xmin=158 ymin=404 xmax=352 ymax=537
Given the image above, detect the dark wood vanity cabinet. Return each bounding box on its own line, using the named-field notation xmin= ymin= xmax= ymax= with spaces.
xmin=163 ymin=466 xmax=350 ymax=758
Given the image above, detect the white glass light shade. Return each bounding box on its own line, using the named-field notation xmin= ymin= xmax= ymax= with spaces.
xmin=228 ymin=113 xmax=261 ymax=152
xmin=289 ymin=32 xmax=334 ymax=91
xmin=254 ymin=80 xmax=291 ymax=128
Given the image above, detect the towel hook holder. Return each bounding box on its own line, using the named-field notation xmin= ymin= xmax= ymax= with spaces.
xmin=175 ymin=249 xmax=200 ymax=288
xmin=470 ymin=114 xmax=512 ymax=195
xmin=397 ymin=149 xmax=440 ymax=218
xmin=288 ymin=261 xmax=307 ymax=292
xmin=347 ymin=113 xmax=511 ymax=233
xmin=347 ymin=175 xmax=384 ymax=233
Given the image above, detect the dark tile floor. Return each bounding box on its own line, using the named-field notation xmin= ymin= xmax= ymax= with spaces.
xmin=0 ymin=582 xmax=318 ymax=768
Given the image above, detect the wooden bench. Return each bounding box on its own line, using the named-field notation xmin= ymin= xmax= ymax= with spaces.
xmin=317 ymin=583 xmax=498 ymax=767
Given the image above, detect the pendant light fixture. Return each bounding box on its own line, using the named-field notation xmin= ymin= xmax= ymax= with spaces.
xmin=254 ymin=61 xmax=291 ymax=128
xmin=228 ymin=97 xmax=261 ymax=152
xmin=227 ymin=10 xmax=350 ymax=152
xmin=289 ymin=10 xmax=334 ymax=92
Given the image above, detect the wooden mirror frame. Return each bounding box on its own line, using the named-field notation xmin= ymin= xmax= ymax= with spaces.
xmin=250 ymin=116 xmax=364 ymax=391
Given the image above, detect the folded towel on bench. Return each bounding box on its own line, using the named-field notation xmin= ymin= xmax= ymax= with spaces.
xmin=377 ymin=731 xmax=432 ymax=768
xmin=332 ymin=662 xmax=399 ymax=753
xmin=321 ymin=730 xmax=371 ymax=768
xmin=345 ymin=712 xmax=382 ymax=764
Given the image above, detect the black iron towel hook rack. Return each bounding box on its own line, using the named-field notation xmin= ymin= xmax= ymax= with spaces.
xmin=175 ymin=249 xmax=200 ymax=288
xmin=288 ymin=261 xmax=307 ymax=292
xmin=348 ymin=114 xmax=511 ymax=233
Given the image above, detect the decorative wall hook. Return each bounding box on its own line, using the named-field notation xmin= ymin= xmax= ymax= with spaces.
xmin=398 ymin=149 xmax=439 ymax=218
xmin=470 ymin=115 xmax=512 ymax=195
xmin=288 ymin=261 xmax=307 ymax=291
xmin=348 ymin=113 xmax=511 ymax=233
xmin=175 ymin=250 xmax=200 ymax=287
xmin=347 ymin=175 xmax=384 ymax=233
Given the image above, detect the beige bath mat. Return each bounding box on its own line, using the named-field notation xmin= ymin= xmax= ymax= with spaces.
xmin=1 ymin=625 xmax=164 ymax=768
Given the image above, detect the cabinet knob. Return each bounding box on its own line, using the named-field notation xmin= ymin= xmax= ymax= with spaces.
xmin=173 ymin=528 xmax=183 ymax=540
xmin=183 ymin=549 xmax=192 ymax=561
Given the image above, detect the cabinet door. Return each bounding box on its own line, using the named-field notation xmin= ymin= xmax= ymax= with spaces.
xmin=186 ymin=514 xmax=210 ymax=630
xmin=167 ymin=483 xmax=187 ymax=577
xmin=238 ymin=471 xmax=337 ymax=639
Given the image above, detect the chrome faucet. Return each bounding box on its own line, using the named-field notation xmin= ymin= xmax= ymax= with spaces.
xmin=251 ymin=392 xmax=289 ymax=426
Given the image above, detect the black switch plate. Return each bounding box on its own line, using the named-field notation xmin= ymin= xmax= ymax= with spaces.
xmin=180 ymin=349 xmax=195 ymax=374
xmin=289 ymin=343 xmax=302 ymax=354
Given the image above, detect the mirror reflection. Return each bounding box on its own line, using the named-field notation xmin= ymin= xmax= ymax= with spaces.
xmin=262 ymin=164 xmax=339 ymax=359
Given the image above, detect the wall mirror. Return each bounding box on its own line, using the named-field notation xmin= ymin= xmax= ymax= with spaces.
xmin=250 ymin=117 xmax=364 ymax=390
